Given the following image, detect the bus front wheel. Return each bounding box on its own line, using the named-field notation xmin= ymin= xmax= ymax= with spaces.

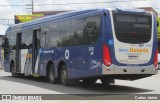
xmin=11 ymin=63 xmax=22 ymax=78
xmin=48 ymin=64 xmax=58 ymax=84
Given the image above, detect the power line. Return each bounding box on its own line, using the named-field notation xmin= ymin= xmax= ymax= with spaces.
xmin=35 ymin=0 xmax=150 ymax=6
xmin=0 ymin=0 xmax=149 ymax=7
xmin=0 ymin=4 xmax=25 ymax=7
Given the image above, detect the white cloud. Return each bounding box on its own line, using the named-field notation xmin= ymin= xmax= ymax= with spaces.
xmin=0 ymin=25 xmax=8 ymax=35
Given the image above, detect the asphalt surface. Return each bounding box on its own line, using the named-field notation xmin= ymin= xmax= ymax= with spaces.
xmin=0 ymin=69 xmax=160 ymax=94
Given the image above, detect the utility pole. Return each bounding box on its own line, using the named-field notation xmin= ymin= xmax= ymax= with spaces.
xmin=26 ymin=0 xmax=34 ymax=14
xmin=32 ymin=0 xmax=34 ymax=14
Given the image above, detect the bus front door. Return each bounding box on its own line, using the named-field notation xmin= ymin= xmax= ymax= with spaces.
xmin=15 ymin=33 xmax=21 ymax=73
xmin=32 ymin=29 xmax=41 ymax=74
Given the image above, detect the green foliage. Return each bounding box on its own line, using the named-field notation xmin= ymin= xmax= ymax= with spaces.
xmin=157 ymin=18 xmax=160 ymax=35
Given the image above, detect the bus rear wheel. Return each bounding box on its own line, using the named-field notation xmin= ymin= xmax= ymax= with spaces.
xmin=60 ymin=65 xmax=71 ymax=86
xmin=48 ymin=64 xmax=58 ymax=84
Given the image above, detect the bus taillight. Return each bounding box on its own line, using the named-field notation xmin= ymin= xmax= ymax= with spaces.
xmin=103 ymin=44 xmax=112 ymax=67
xmin=154 ymin=49 xmax=158 ymax=67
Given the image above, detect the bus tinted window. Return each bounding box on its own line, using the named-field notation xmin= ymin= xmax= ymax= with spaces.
xmin=50 ymin=23 xmax=59 ymax=47
xmin=25 ymin=30 xmax=32 ymax=49
xmin=8 ymin=32 xmax=16 ymax=50
xmin=71 ymin=18 xmax=84 ymax=46
xmin=40 ymin=33 xmax=46 ymax=48
xmin=83 ymin=15 xmax=100 ymax=44
xmin=21 ymin=31 xmax=27 ymax=49
xmin=113 ymin=13 xmax=152 ymax=44
xmin=41 ymin=26 xmax=50 ymax=48
xmin=58 ymin=21 xmax=72 ymax=47
xmin=50 ymin=15 xmax=101 ymax=47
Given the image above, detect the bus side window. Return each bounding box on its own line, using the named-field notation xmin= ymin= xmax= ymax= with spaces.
xmin=41 ymin=26 xmax=50 ymax=48
xmin=21 ymin=32 xmax=27 ymax=49
xmin=10 ymin=31 xmax=17 ymax=50
xmin=33 ymin=29 xmax=41 ymax=49
xmin=50 ymin=23 xmax=59 ymax=47
xmin=71 ymin=18 xmax=84 ymax=46
xmin=3 ymin=37 xmax=9 ymax=51
xmin=37 ymin=30 xmax=41 ymax=48
xmin=3 ymin=35 xmax=10 ymax=60
xmin=25 ymin=30 xmax=33 ymax=49
xmin=83 ymin=15 xmax=100 ymax=44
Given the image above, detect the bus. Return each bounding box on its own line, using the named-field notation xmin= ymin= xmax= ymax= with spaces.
xmin=2 ymin=8 xmax=158 ymax=85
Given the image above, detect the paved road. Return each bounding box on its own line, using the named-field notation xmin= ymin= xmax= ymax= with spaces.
xmin=0 ymin=69 xmax=160 ymax=94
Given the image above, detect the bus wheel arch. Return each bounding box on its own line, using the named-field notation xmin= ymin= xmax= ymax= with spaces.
xmin=46 ymin=60 xmax=58 ymax=84
xmin=58 ymin=61 xmax=66 ymax=79
xmin=10 ymin=60 xmax=22 ymax=78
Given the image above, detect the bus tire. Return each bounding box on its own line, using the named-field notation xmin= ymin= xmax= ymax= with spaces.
xmin=60 ymin=65 xmax=70 ymax=86
xmin=100 ymin=78 xmax=115 ymax=85
xmin=82 ymin=78 xmax=97 ymax=86
xmin=11 ymin=63 xmax=22 ymax=78
xmin=48 ymin=64 xmax=58 ymax=84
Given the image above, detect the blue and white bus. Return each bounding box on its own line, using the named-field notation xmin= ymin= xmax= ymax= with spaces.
xmin=2 ymin=8 xmax=158 ymax=85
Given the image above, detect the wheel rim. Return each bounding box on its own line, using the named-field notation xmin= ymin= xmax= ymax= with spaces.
xmin=49 ymin=69 xmax=54 ymax=80
xmin=61 ymin=70 xmax=67 ymax=83
xmin=12 ymin=65 xmax=16 ymax=73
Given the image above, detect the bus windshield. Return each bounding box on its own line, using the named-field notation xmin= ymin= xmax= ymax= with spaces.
xmin=113 ymin=13 xmax=152 ymax=44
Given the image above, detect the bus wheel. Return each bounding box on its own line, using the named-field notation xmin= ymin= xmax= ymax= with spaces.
xmin=82 ymin=78 xmax=97 ymax=86
xmin=60 ymin=65 xmax=70 ymax=86
xmin=100 ymin=78 xmax=115 ymax=85
xmin=48 ymin=64 xmax=58 ymax=84
xmin=11 ymin=63 xmax=22 ymax=78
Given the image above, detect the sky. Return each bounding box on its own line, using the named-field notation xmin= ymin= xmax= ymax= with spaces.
xmin=0 ymin=0 xmax=160 ymax=35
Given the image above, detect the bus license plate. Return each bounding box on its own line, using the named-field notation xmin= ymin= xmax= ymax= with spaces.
xmin=128 ymin=55 xmax=139 ymax=61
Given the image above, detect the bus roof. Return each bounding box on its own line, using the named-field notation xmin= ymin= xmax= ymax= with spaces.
xmin=6 ymin=9 xmax=103 ymax=31
xmin=6 ymin=8 xmax=150 ymax=32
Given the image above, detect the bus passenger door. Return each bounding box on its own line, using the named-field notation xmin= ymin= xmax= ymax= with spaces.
xmin=32 ymin=29 xmax=41 ymax=74
xmin=2 ymin=36 xmax=10 ymax=72
xmin=16 ymin=33 xmax=21 ymax=72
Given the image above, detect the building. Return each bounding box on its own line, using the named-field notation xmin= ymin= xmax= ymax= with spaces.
xmin=15 ymin=11 xmax=68 ymax=24
xmin=138 ymin=7 xmax=158 ymax=17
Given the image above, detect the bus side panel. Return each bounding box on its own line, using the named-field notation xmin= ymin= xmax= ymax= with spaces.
xmin=40 ymin=40 xmax=103 ymax=79
xmin=67 ymin=30 xmax=103 ymax=79
xmin=67 ymin=14 xmax=104 ymax=79
xmin=39 ymin=48 xmax=56 ymax=76
xmin=70 ymin=45 xmax=102 ymax=79
xmin=38 ymin=45 xmax=101 ymax=78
